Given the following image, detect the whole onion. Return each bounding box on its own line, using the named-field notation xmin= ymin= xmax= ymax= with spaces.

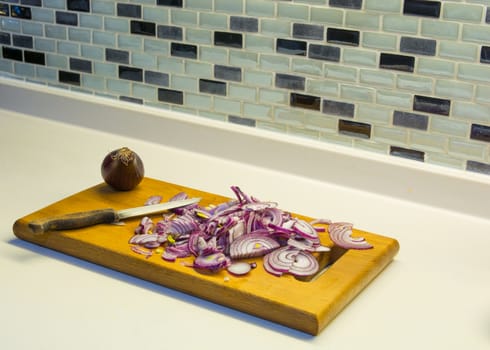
xmin=101 ymin=147 xmax=144 ymax=191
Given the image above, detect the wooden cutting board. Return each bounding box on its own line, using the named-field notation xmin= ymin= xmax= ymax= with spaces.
xmin=13 ymin=177 xmax=399 ymax=335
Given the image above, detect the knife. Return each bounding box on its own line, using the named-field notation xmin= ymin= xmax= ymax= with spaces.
xmin=28 ymin=197 xmax=201 ymax=235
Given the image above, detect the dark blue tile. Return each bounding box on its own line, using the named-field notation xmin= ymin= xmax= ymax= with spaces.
xmin=339 ymin=119 xmax=371 ymax=139
xmin=467 ymin=160 xmax=490 ymax=175
xmin=403 ymin=0 xmax=441 ymax=18
xmin=145 ymin=70 xmax=169 ymax=86
xmin=400 ymin=36 xmax=436 ymax=56
xmin=59 ymin=70 xmax=81 ymax=85
xmin=130 ymin=20 xmax=156 ymax=36
xmin=2 ymin=46 xmax=23 ymax=61
xmin=214 ymin=31 xmax=242 ymax=48
xmin=322 ymin=99 xmax=355 ymax=118
xmin=0 ymin=32 xmax=11 ymax=45
xmin=117 ymin=3 xmax=141 ymax=18
xmin=481 ymin=46 xmax=490 ymax=64
xmin=390 ymin=146 xmax=425 ymax=162
xmin=229 ymin=115 xmax=256 ymax=127
xmin=393 ymin=111 xmax=429 ymax=130
xmin=199 ymin=79 xmax=226 ymax=95
xmin=230 ymin=16 xmax=258 ymax=32
xmin=158 ymin=88 xmax=183 ymax=105
xmin=12 ymin=34 xmax=33 ymax=48
xmin=56 ymin=11 xmax=78 ymax=26
xmin=171 ymin=42 xmax=197 ymax=59
xmin=470 ymin=124 xmax=490 ymax=143
xmin=157 ymin=25 xmax=183 ymax=40
xmin=24 ymin=50 xmax=45 ymax=65
xmin=327 ymin=28 xmax=359 ymax=46
xmin=70 ymin=57 xmax=92 ymax=73
xmin=290 ymin=93 xmax=321 ymax=111
xmin=0 ymin=3 xmax=9 ymax=17
xmin=292 ymin=23 xmax=324 ymax=40
xmin=11 ymin=5 xmax=31 ymax=19
xmin=413 ymin=95 xmax=450 ymax=116
xmin=379 ymin=53 xmax=415 ymax=72
xmin=157 ymin=0 xmax=183 ymax=7
xmin=329 ymin=0 xmax=362 ymax=9
xmin=118 ymin=65 xmax=143 ymax=81
xmin=214 ymin=65 xmax=242 ymax=82
xmin=308 ymin=44 xmax=340 ymax=62
xmin=20 ymin=0 xmax=42 ymax=6
xmin=105 ymin=48 xmax=129 ymax=64
xmin=276 ymin=38 xmax=307 ymax=56
xmin=275 ymin=73 xmax=305 ymax=90
xmin=67 ymin=0 xmax=90 ymax=12
xmin=120 ymin=96 xmax=144 ymax=104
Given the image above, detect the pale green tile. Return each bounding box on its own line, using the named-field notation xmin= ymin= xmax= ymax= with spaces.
xmin=199 ymin=12 xmax=228 ymax=29
xmin=449 ymin=138 xmax=487 ymax=160
xmin=372 ymin=125 xmax=409 ymax=145
xmin=171 ymin=75 xmax=198 ymax=92
xmin=396 ymin=74 xmax=433 ymax=93
xmin=45 ymin=25 xmax=66 ymax=39
xmin=68 ymin=28 xmax=91 ymax=42
xmin=246 ymin=0 xmax=275 ymax=17
xmin=341 ymin=84 xmax=375 ymax=102
xmin=104 ymin=17 xmax=129 ymax=33
xmin=345 ymin=12 xmax=380 ymax=30
xmin=157 ymin=57 xmax=184 ymax=73
xmin=35 ymin=38 xmax=56 ymax=52
xmin=426 ymin=153 xmax=465 ymax=170
xmin=215 ymin=0 xmax=243 ymax=13
xmin=430 ymin=116 xmax=469 ymax=137
xmin=365 ymin=0 xmax=402 ymax=12
xmin=357 ymin=104 xmax=391 ymax=125
xmin=200 ymin=46 xmax=228 ymax=64
xmin=360 ymin=69 xmax=395 ymax=87
xmin=229 ymin=50 xmax=258 ymax=68
xmin=410 ymin=131 xmax=447 ymax=153
xmin=417 ymin=58 xmax=456 ymax=78
xmin=310 ymin=7 xmax=343 ymax=25
xmin=304 ymin=112 xmax=337 ymax=132
xmin=421 ymin=19 xmax=459 ymax=39
xmin=452 ymin=101 xmax=490 ymax=123
xmin=107 ymin=79 xmax=131 ymax=95
xmin=383 ymin=14 xmax=419 ymax=34
xmin=439 ymin=41 xmax=479 ymax=61
xmin=435 ymin=79 xmax=474 ymax=100
xmin=443 ymin=3 xmax=483 ymax=23
xmin=172 ymin=106 xmax=197 ymax=115
xmin=80 ymin=14 xmax=103 ymax=29
xmin=133 ymin=83 xmax=157 ymax=101
xmin=261 ymin=19 xmax=291 ymax=36
xmin=292 ymin=57 xmax=323 ymax=76
xmin=92 ymin=1 xmax=115 ymax=15
xmin=22 ymin=21 xmax=43 ymax=36
xmin=475 ymin=85 xmax=490 ymax=104
xmin=214 ymin=97 xmax=241 ymax=115
xmin=458 ymin=63 xmax=490 ymax=83
xmin=118 ymin=34 xmax=142 ymax=50
xmin=343 ymin=48 xmax=377 ymax=67
xmin=260 ymin=54 xmax=290 ymax=72
xmin=376 ymin=89 xmax=412 ymax=108
xmin=362 ymin=32 xmax=397 ymax=51
xmin=325 ymin=64 xmax=358 ymax=82
xmin=259 ymin=88 xmax=289 ymax=105
xmin=44 ymin=0 xmax=65 ymax=9
xmin=320 ymin=133 xmax=354 ymax=147
xmin=245 ymin=34 xmax=275 ymax=53
xmin=244 ymin=70 xmax=273 ymax=87
xmin=1 ymin=18 xmax=21 ymax=32
xmin=132 ymin=52 xmax=157 ymax=70
xmin=185 ymin=28 xmax=212 ymax=44
xmin=306 ymin=79 xmax=339 ymax=96
xmin=186 ymin=93 xmax=213 ymax=109
xmin=30 ymin=8 xmax=55 ymax=23
xmin=36 ymin=66 xmax=57 ymax=81
xmin=277 ymin=3 xmax=309 ymax=21
xmin=46 ymin=53 xmax=67 ymax=69
xmin=462 ymin=24 xmax=490 ymax=44
xmin=58 ymin=41 xmax=79 ymax=55
xmin=275 ymin=107 xmax=305 ymax=127
xmin=143 ymin=6 xmax=169 ymax=23
xmin=186 ymin=0 xmax=213 ymax=10
xmin=288 ymin=126 xmax=320 ymax=141
xmin=243 ymin=102 xmax=273 ymax=120
xmin=81 ymin=45 xmax=104 ymax=60
xmin=171 ymin=9 xmax=197 ymax=26
xmin=144 ymin=38 xmax=169 ymax=55
xmin=185 ymin=61 xmax=213 ymax=78
xmin=229 ymin=84 xmax=257 ymax=101
xmin=82 ymin=75 xmax=106 ymax=91
xmin=94 ymin=62 xmax=117 ymax=77
xmin=198 ymin=110 xmax=227 ymax=121
xmin=93 ymin=31 xmax=116 ymax=46
xmin=257 ymin=121 xmax=287 ymax=133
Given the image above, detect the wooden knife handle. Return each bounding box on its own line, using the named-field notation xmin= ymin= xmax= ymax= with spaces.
xmin=28 ymin=209 xmax=118 ymax=235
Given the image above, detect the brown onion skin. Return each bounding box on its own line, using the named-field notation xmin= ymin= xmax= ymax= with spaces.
xmin=101 ymin=147 xmax=144 ymax=191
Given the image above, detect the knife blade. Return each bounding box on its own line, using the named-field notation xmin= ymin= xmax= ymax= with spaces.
xmin=28 ymin=197 xmax=201 ymax=235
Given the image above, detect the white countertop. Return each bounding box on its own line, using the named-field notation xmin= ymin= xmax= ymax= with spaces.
xmin=1 ymin=79 xmax=489 ymax=350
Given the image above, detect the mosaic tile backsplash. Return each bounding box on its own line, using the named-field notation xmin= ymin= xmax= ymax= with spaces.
xmin=1 ymin=0 xmax=490 ymax=175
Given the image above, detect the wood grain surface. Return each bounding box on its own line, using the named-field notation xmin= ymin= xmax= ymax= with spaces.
xmin=13 ymin=177 xmax=399 ymax=335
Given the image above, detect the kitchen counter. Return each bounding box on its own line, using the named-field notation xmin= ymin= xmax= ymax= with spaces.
xmin=1 ymin=79 xmax=489 ymax=350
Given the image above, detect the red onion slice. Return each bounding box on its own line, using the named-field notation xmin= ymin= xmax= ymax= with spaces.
xmin=229 ymin=232 xmax=280 ymax=259
xmin=328 ymin=222 xmax=373 ymax=250
xmin=263 ymin=246 xmax=319 ymax=277
xmin=227 ymin=262 xmax=252 ymax=276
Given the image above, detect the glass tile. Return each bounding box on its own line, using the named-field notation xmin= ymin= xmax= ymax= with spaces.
xmin=338 ymin=119 xmax=372 ymax=139
xmin=292 ymin=23 xmax=324 ymax=40
xmin=322 ymin=99 xmax=355 ymax=117
xmin=214 ymin=65 xmax=241 ymax=82
xmin=442 ymin=3 xmax=483 ymax=23
xmin=59 ymin=70 xmax=80 ymax=85
xmin=470 ymin=124 xmax=490 ymax=143
xmin=230 ymin=16 xmax=259 ymax=32
xmin=277 ymin=2 xmax=308 ymax=21
xmin=276 ymin=38 xmax=307 ymax=56
xmin=67 ymin=0 xmax=90 ymax=12
xmin=118 ymin=65 xmax=143 ymax=82
xmin=145 ymin=70 xmax=169 ymax=86
xmin=158 ymin=25 xmax=183 ymax=40
xmin=171 ymin=42 xmax=197 ymax=59
xmin=413 ymin=95 xmax=451 ymax=116
xmin=403 ymin=0 xmax=441 ymax=18
xmin=290 ymin=92 xmax=321 ymax=111
xmin=70 ymin=57 xmax=92 ymax=73
xmin=199 ymin=78 xmax=226 ymax=95
xmin=379 ymin=53 xmax=415 ymax=72
xmin=400 ymin=36 xmax=437 ymax=56
xmin=55 ymin=11 xmax=78 ymax=26
xmin=390 ymin=146 xmax=425 ymax=162
xmin=345 ymin=11 xmax=380 ymax=30
xmin=30 ymin=7 xmax=54 ymax=23
xmin=275 ymin=73 xmax=305 ymax=91
xmin=117 ymin=3 xmax=142 ymax=18
xmin=329 ymin=0 xmax=362 ymax=9
xmin=327 ymin=28 xmax=360 ymax=46
xmin=393 ymin=110 xmax=428 ymax=130
xmin=130 ymin=20 xmax=156 ymax=36
xmin=308 ymin=44 xmax=340 ymax=62
xmin=214 ymin=31 xmax=243 ymax=48
xmin=106 ymin=48 xmax=130 ymax=64
xmin=11 ymin=5 xmax=32 ymax=19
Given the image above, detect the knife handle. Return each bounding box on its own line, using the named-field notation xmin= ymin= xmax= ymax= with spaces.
xmin=28 ymin=209 xmax=118 ymax=235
